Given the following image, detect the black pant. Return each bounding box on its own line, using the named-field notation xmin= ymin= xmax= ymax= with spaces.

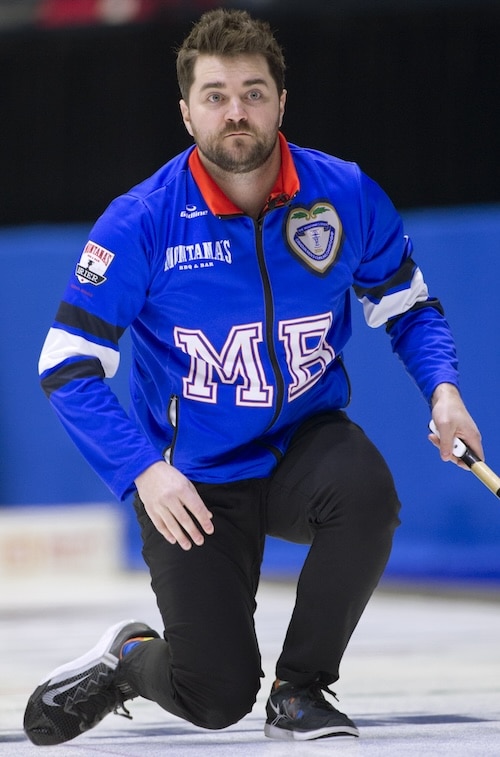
xmin=119 ymin=411 xmax=401 ymax=729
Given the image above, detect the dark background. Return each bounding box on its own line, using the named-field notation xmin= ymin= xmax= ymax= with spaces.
xmin=1 ymin=0 xmax=499 ymax=226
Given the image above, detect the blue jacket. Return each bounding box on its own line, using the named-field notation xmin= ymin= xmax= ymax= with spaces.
xmin=39 ymin=135 xmax=459 ymax=499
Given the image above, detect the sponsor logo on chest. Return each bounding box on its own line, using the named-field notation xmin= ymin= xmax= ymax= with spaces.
xmin=164 ymin=239 xmax=232 ymax=272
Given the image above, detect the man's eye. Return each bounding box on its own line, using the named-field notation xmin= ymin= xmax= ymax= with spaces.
xmin=248 ymin=91 xmax=261 ymax=100
xmin=208 ymin=93 xmax=222 ymax=103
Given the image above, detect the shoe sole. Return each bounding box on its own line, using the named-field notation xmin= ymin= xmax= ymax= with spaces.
xmin=35 ymin=619 xmax=141 ymax=687
xmin=264 ymin=722 xmax=360 ymax=740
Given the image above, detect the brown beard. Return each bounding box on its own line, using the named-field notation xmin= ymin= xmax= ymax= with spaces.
xmin=194 ymin=121 xmax=280 ymax=174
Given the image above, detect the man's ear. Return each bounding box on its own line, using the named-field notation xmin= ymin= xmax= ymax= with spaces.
xmin=279 ymin=89 xmax=287 ymax=127
xmin=179 ymin=99 xmax=194 ymax=137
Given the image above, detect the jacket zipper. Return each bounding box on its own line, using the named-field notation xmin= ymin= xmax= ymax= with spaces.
xmin=254 ymin=217 xmax=285 ymax=432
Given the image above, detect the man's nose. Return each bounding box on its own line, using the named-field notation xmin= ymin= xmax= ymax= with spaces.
xmin=225 ymin=98 xmax=248 ymax=121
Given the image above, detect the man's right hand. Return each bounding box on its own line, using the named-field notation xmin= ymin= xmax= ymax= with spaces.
xmin=135 ymin=461 xmax=214 ymax=550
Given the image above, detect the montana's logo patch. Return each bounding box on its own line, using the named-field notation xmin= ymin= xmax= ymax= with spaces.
xmin=76 ymin=241 xmax=115 ymax=285
xmin=285 ymin=202 xmax=343 ymax=275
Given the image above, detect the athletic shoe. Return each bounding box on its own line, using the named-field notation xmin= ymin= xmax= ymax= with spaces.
xmin=23 ymin=619 xmax=159 ymax=746
xmin=264 ymin=680 xmax=359 ymax=740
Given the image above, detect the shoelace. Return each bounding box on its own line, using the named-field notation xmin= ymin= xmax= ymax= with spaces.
xmin=307 ymin=682 xmax=339 ymax=709
xmin=113 ymin=702 xmax=133 ymax=721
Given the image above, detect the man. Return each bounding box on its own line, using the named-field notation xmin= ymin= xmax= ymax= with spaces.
xmin=24 ymin=7 xmax=481 ymax=745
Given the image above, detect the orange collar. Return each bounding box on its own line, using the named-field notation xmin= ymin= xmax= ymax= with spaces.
xmin=188 ymin=132 xmax=300 ymax=216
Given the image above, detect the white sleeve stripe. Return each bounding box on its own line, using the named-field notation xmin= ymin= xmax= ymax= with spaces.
xmin=358 ymin=267 xmax=429 ymax=328
xmin=38 ymin=327 xmax=120 ymax=378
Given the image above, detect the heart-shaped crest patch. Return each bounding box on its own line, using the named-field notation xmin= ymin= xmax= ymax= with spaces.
xmin=285 ymin=201 xmax=343 ymax=275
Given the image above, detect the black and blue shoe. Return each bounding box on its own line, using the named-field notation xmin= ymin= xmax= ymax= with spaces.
xmin=265 ymin=680 xmax=359 ymax=740
xmin=24 ymin=619 xmax=159 ymax=745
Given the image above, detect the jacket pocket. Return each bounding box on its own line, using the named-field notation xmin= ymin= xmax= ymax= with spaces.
xmin=163 ymin=394 xmax=179 ymax=464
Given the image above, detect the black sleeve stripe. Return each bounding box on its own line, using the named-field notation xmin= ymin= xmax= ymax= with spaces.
xmin=353 ymin=257 xmax=416 ymax=301
xmin=41 ymin=358 xmax=105 ymax=398
xmin=385 ymin=298 xmax=445 ymax=333
xmin=55 ymin=302 xmax=125 ymax=345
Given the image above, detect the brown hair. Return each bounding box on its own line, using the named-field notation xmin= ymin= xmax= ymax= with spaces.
xmin=176 ymin=8 xmax=286 ymax=101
